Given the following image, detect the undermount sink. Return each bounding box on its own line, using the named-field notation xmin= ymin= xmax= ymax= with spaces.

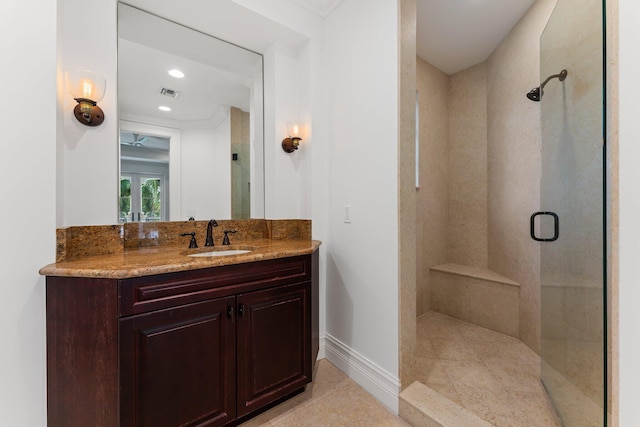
xmin=188 ymin=248 xmax=253 ymax=257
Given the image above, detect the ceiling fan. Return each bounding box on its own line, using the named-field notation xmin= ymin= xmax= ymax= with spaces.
xmin=121 ymin=133 xmax=148 ymax=148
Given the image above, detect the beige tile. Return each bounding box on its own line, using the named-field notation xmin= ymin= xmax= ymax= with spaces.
xmin=239 ymin=359 xmax=405 ymax=427
xmin=416 ymin=337 xmax=439 ymax=359
xmin=541 ymin=360 xmax=604 ymax=425
xmin=424 ymin=382 xmax=465 ymax=407
xmin=431 ymin=271 xmax=520 ymax=337
xmin=417 ymin=312 xmax=467 ymax=340
xmin=399 ymin=399 xmax=442 ymax=427
xmin=483 ymin=359 xmax=542 ymax=393
xmin=453 ymin=384 xmax=530 ymax=427
xmin=414 ymin=357 xmax=454 ymax=385
xmin=399 ymin=0 xmax=418 ymax=392
xmin=400 ymin=381 xmax=492 ymax=427
xmin=274 ymin=381 xmax=410 ymax=427
xmin=304 ymin=359 xmax=352 ymax=399
xmin=447 ymin=62 xmax=489 ymax=268
xmin=410 ymin=311 xmax=570 ymax=426
xmin=442 ymin=359 xmax=503 ymax=391
xmin=509 ymin=390 xmax=562 ymax=427
xmin=430 ymin=338 xmax=480 ymax=361
xmin=244 ymin=360 xmax=352 ymax=425
xmin=418 ymin=311 xmax=463 ymax=326
xmin=416 ymin=54 xmax=449 ymax=320
xmin=468 ymin=340 xmax=538 ymax=368
xmin=238 ymin=388 xmax=313 ymax=426
xmin=457 ymin=321 xmax=521 ymax=344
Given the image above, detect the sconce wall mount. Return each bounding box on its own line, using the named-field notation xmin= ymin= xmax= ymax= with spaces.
xmin=73 ymin=98 xmax=104 ymax=127
xmin=282 ymin=136 xmax=301 ymax=153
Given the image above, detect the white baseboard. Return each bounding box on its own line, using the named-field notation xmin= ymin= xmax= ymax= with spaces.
xmin=317 ymin=335 xmax=327 ymax=360
xmin=318 ymin=333 xmax=400 ymax=414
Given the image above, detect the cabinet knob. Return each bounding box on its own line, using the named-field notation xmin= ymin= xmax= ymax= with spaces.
xmin=238 ymin=304 xmax=245 ymax=318
xmin=227 ymin=305 xmax=234 ymax=321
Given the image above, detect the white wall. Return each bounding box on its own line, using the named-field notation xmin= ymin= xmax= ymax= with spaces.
xmin=618 ymin=0 xmax=640 ymax=424
xmin=243 ymin=0 xmax=401 ymax=409
xmin=60 ymin=0 xmax=118 ymax=226
xmin=0 ymin=1 xmax=57 ymax=425
xmin=324 ymin=0 xmax=400 ymax=382
xmin=250 ymin=64 xmax=265 ymax=219
xmin=263 ymin=43 xmax=312 ymax=219
xmin=181 ymin=119 xmax=232 ymax=219
xmin=234 ymin=0 xmax=328 ymax=327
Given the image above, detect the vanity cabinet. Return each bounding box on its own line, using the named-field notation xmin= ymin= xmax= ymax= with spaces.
xmin=46 ymin=252 xmax=319 ymax=427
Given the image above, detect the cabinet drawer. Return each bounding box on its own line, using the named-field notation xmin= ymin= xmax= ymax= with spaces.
xmin=120 ymin=255 xmax=311 ymax=316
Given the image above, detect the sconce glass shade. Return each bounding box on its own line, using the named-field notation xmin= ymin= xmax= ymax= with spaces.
xmin=282 ymin=119 xmax=303 ymax=153
xmin=67 ymin=70 xmax=106 ymax=103
xmin=66 ymin=70 xmax=106 ymax=126
xmin=287 ymin=120 xmax=301 ymax=139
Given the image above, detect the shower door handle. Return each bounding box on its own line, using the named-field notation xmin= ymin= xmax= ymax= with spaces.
xmin=530 ymin=211 xmax=559 ymax=242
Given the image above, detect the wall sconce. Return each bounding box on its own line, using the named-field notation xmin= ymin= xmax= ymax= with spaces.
xmin=67 ymin=70 xmax=106 ymax=127
xmin=282 ymin=119 xmax=303 ymax=153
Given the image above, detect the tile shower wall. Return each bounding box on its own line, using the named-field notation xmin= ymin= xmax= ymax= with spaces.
xmin=486 ymin=0 xmax=557 ymax=352
xmin=416 ymin=57 xmax=449 ymax=317
xmin=448 ymin=63 xmax=488 ymax=268
xmin=416 ymin=0 xmax=557 ymax=352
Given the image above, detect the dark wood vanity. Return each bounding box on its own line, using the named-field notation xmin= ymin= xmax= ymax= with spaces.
xmin=45 ymin=251 xmax=319 ymax=427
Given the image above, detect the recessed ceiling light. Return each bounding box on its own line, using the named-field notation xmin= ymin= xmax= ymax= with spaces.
xmin=158 ymin=106 xmax=171 ymax=112
xmin=168 ymin=69 xmax=184 ymax=78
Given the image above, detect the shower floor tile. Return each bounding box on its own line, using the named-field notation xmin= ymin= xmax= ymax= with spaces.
xmin=417 ymin=311 xmax=562 ymax=427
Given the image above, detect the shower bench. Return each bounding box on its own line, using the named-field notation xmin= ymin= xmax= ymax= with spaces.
xmin=430 ymin=263 xmax=520 ymax=337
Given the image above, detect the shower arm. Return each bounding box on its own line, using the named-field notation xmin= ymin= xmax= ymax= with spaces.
xmin=526 ymin=69 xmax=568 ymax=101
xmin=539 ymin=69 xmax=568 ymax=92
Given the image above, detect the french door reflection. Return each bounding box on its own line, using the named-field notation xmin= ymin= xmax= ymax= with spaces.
xmin=120 ymin=173 xmax=164 ymax=223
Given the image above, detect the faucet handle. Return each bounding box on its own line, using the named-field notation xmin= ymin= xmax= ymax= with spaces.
xmin=222 ymin=230 xmax=237 ymax=246
xmin=180 ymin=232 xmax=198 ymax=248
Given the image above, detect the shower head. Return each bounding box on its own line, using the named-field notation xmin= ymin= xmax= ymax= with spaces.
xmin=526 ymin=69 xmax=568 ymax=102
xmin=526 ymin=87 xmax=541 ymax=102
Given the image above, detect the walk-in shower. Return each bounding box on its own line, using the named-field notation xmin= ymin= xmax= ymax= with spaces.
xmin=408 ymin=0 xmax=607 ymax=425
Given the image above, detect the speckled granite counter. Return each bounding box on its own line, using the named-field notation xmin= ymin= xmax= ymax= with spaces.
xmin=40 ymin=219 xmax=320 ymax=279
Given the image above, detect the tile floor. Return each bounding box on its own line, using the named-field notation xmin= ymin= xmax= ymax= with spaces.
xmin=240 ymin=311 xmax=564 ymax=427
xmin=239 ymin=359 xmax=409 ymax=427
xmin=415 ymin=311 xmax=562 ymax=426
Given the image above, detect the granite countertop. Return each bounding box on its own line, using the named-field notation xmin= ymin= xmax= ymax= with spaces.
xmin=40 ymin=239 xmax=321 ymax=279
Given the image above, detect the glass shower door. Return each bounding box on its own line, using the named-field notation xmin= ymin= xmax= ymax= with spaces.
xmin=539 ymin=0 xmax=606 ymax=425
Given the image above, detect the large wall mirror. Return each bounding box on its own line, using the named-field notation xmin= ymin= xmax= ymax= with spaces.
xmin=118 ymin=3 xmax=264 ymax=222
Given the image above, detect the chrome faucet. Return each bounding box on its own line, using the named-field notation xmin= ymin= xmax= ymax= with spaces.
xmin=205 ymin=219 xmax=219 ymax=246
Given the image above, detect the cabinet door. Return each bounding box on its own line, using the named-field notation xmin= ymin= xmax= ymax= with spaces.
xmin=120 ymin=297 xmax=236 ymax=427
xmin=236 ymin=282 xmax=311 ymax=417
